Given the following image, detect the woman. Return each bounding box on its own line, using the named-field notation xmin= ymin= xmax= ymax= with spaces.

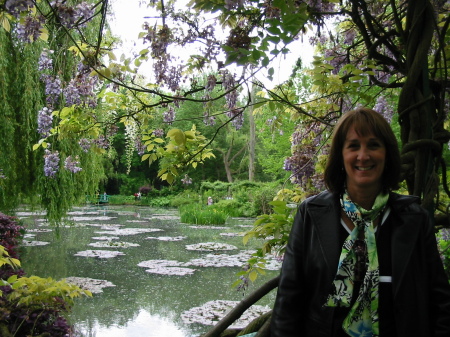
xmin=270 ymin=108 xmax=450 ymax=337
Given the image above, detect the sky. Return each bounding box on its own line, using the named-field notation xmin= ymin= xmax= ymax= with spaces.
xmin=108 ymin=0 xmax=315 ymax=87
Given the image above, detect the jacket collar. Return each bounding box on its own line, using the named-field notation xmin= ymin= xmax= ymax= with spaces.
xmin=386 ymin=193 xmax=422 ymax=296
xmin=304 ymin=190 xmax=422 ymax=293
xmin=306 ymin=191 xmax=342 ymax=273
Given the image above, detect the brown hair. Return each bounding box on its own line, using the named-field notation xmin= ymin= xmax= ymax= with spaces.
xmin=324 ymin=107 xmax=400 ymax=194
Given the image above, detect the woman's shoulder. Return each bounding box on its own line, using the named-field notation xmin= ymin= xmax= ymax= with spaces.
xmin=300 ymin=190 xmax=337 ymax=208
xmin=388 ymin=192 xmax=424 ymax=213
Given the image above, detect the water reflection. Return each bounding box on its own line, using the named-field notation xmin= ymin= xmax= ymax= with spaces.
xmin=18 ymin=205 xmax=279 ymax=336
xmin=78 ymin=309 xmax=188 ymax=337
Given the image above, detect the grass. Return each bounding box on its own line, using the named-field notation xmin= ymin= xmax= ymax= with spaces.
xmin=179 ymin=204 xmax=229 ymax=225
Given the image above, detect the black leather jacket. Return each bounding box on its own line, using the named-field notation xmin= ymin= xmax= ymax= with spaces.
xmin=270 ymin=191 xmax=450 ymax=337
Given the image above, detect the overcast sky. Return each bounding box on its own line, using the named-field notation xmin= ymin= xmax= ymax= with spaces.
xmin=108 ymin=0 xmax=315 ymax=87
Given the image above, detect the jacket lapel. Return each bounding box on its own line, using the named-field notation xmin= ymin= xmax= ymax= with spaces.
xmin=302 ymin=191 xmax=422 ymax=297
xmin=307 ymin=192 xmax=342 ymax=272
xmin=388 ymin=194 xmax=421 ymax=297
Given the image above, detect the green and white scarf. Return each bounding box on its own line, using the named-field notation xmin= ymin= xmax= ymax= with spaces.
xmin=324 ymin=191 xmax=389 ymax=337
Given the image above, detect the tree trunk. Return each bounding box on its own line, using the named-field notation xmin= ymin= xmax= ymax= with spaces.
xmin=398 ymin=0 xmax=440 ymax=215
xmin=248 ymin=82 xmax=256 ymax=181
xmin=223 ymin=147 xmax=234 ymax=183
xmin=202 ymin=276 xmax=279 ymax=337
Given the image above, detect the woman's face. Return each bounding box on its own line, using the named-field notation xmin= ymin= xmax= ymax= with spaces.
xmin=342 ymin=126 xmax=386 ymax=193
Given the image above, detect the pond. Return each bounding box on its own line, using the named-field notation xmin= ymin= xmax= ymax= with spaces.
xmin=17 ymin=205 xmax=280 ymax=337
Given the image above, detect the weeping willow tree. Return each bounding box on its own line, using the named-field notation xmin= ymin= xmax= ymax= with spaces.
xmin=0 ymin=0 xmax=107 ymax=222
xmin=0 ymin=29 xmax=41 ymax=212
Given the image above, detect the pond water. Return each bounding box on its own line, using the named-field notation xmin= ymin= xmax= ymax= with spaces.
xmin=17 ymin=205 xmax=280 ymax=337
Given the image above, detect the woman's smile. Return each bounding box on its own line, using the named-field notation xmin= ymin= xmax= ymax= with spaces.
xmin=342 ymin=126 xmax=386 ymax=193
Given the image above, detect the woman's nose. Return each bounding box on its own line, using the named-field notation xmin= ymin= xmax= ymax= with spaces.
xmin=357 ymin=147 xmax=370 ymax=160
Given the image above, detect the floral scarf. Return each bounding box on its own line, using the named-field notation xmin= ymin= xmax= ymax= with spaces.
xmin=324 ymin=191 xmax=389 ymax=337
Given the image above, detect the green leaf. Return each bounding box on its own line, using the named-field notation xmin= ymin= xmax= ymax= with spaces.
xmin=167 ymin=129 xmax=186 ymax=145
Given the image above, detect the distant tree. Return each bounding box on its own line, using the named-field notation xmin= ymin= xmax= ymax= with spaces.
xmin=1 ymin=0 xmax=450 ymax=227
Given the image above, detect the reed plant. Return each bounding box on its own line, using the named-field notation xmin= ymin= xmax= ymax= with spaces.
xmin=179 ymin=204 xmax=229 ymax=225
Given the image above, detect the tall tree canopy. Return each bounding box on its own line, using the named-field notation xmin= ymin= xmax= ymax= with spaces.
xmin=1 ymin=0 xmax=450 ymax=226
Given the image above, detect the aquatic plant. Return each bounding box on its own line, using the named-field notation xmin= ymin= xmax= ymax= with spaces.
xmin=179 ymin=204 xmax=229 ymax=225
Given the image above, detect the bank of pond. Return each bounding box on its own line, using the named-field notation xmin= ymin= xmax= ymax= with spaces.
xmin=16 ymin=205 xmax=280 ymax=336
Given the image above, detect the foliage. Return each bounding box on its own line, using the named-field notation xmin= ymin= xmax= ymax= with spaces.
xmin=0 ymin=1 xmax=107 ymax=220
xmin=4 ymin=275 xmax=91 ymax=307
xmin=146 ymin=196 xmax=172 ymax=207
xmin=107 ymin=195 xmax=136 ymax=205
xmin=235 ymin=200 xmax=297 ymax=285
xmin=179 ymin=204 xmax=229 ymax=224
xmin=0 ymin=246 xmax=21 ymax=284
xmin=213 ymin=199 xmax=242 ymax=218
xmin=0 ymin=273 xmax=91 ymax=337
xmin=244 ymin=200 xmax=296 ymax=256
xmin=0 ymin=213 xmax=25 ymax=280
xmin=1 ymin=0 xmax=450 ymax=302
xmin=0 ymin=211 xmax=90 ymax=336
xmin=139 ymin=185 xmax=152 ymax=195
xmin=253 ymin=99 xmax=295 ymax=181
xmin=437 ymin=229 xmax=450 ymax=279
xmin=170 ymin=189 xmax=200 ymax=207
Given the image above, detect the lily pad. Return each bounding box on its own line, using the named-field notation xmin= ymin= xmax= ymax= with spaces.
xmin=186 ymin=252 xmax=249 ymax=268
xmin=181 ymin=300 xmax=270 ymax=328
xmin=88 ymin=241 xmax=140 ymax=248
xmin=65 ymin=276 xmax=115 ymax=294
xmin=188 ymin=225 xmax=228 ymax=229
xmin=92 ymin=236 xmax=120 ymax=241
xmin=95 ymin=228 xmax=163 ymax=236
xmin=219 ymin=232 xmax=244 ymax=237
xmin=148 ymin=214 xmax=180 ymax=220
xmin=74 ymin=250 xmax=125 ymax=258
xmin=137 ymin=260 xmax=196 ymax=276
xmin=70 ymin=216 xmax=117 ymax=222
xmin=185 ymin=251 xmax=282 ymax=270
xmin=22 ymin=240 xmax=50 ymax=246
xmin=27 ymin=228 xmax=52 ymax=233
xmin=185 ymin=242 xmax=237 ymax=251
xmin=146 ymin=236 xmax=186 ymax=241
xmin=16 ymin=211 xmax=47 ymax=217
xmin=67 ymin=211 xmax=100 ymax=215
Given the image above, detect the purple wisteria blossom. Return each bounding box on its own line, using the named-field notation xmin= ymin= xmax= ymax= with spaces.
xmin=44 ymin=149 xmax=60 ymax=177
xmin=181 ymin=174 xmax=193 ymax=185
xmin=64 ymin=156 xmax=82 ymax=173
xmin=37 ymin=107 xmax=53 ymax=138
xmin=78 ymin=138 xmax=91 ymax=153
xmin=153 ymin=129 xmax=165 ymax=137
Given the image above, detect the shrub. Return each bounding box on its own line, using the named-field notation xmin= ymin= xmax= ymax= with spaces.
xmin=108 ymin=195 xmax=135 ymax=205
xmin=139 ymin=185 xmax=152 ymax=196
xmin=0 ymin=212 xmax=91 ymax=336
xmin=438 ymin=229 xmax=450 ymax=279
xmin=213 ymin=199 xmax=241 ymax=217
xmin=170 ymin=190 xmax=199 ymax=207
xmin=0 ymin=273 xmax=91 ymax=336
xmin=147 ymin=196 xmax=171 ymax=207
xmin=0 ymin=213 xmax=25 ymax=280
